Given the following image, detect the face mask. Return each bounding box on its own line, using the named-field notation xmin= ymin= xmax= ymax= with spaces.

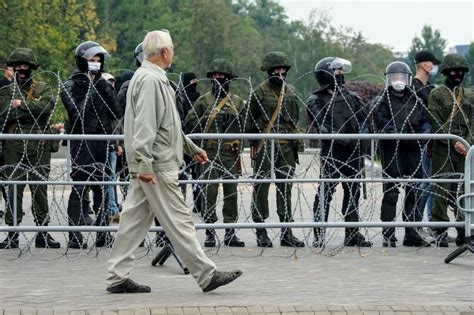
xmin=15 ymin=68 xmax=32 ymax=79
xmin=445 ymin=70 xmax=465 ymax=87
xmin=391 ymin=81 xmax=406 ymax=92
xmin=87 ymin=61 xmax=101 ymax=73
xmin=211 ymin=78 xmax=230 ymax=98
xmin=268 ymin=71 xmax=287 ymax=87
xmin=428 ymin=65 xmax=438 ymax=76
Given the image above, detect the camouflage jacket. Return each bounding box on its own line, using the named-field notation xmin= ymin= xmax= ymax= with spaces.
xmin=428 ymin=85 xmax=474 ymax=146
xmin=247 ymin=80 xmax=300 ymax=134
xmin=0 ymin=79 xmax=54 ymax=134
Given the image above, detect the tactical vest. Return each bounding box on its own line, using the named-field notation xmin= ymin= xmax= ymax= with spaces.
xmin=319 ymin=91 xmax=360 ymax=134
xmin=386 ymin=93 xmax=423 ymax=133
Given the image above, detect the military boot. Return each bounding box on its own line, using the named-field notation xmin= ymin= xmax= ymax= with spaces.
xmin=345 ymin=230 xmax=372 ymax=247
xmin=35 ymin=232 xmax=61 ymax=248
xmin=402 ymin=227 xmax=431 ymax=247
xmin=224 ymin=229 xmax=245 ymax=247
xmin=0 ymin=232 xmax=19 ymax=249
xmin=281 ymin=228 xmax=305 ymax=247
xmin=256 ymin=228 xmax=272 ymax=247
xmin=204 ymin=229 xmax=216 ymax=247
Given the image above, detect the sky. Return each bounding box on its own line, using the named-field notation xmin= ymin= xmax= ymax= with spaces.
xmin=279 ymin=0 xmax=473 ymax=53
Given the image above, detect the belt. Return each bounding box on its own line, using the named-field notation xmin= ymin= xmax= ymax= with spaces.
xmin=206 ymin=139 xmax=241 ymax=148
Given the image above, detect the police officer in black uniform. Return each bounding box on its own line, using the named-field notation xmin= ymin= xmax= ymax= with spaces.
xmin=374 ymin=61 xmax=431 ymax=248
xmin=307 ymin=57 xmax=372 ymax=248
xmin=61 ymin=41 xmax=121 ymax=249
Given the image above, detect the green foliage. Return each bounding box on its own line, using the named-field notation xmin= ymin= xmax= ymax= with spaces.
xmin=465 ymin=42 xmax=474 ymax=86
xmin=407 ymin=25 xmax=447 ymax=69
xmin=0 ymin=0 xmax=397 ymax=125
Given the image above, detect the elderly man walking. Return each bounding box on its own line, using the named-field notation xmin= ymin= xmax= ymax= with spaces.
xmin=106 ymin=30 xmax=242 ymax=293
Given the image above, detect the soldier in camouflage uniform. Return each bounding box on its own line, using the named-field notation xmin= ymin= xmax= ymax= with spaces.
xmin=428 ymin=53 xmax=473 ymax=247
xmin=185 ymin=59 xmax=245 ymax=248
xmin=0 ymin=48 xmax=60 ymax=249
xmin=247 ymin=52 xmax=305 ymax=248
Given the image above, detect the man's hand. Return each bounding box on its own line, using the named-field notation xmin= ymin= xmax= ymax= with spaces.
xmin=138 ymin=173 xmax=157 ymax=184
xmin=454 ymin=141 xmax=467 ymax=156
xmin=10 ymin=99 xmax=21 ymax=108
xmin=115 ymin=144 xmax=124 ymax=156
xmin=193 ymin=150 xmax=209 ymax=164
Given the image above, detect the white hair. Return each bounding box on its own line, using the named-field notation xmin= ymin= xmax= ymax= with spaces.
xmin=143 ymin=30 xmax=173 ymax=59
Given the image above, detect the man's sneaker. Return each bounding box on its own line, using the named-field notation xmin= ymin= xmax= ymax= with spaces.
xmin=202 ymin=270 xmax=243 ymax=293
xmin=106 ymin=279 xmax=151 ymax=293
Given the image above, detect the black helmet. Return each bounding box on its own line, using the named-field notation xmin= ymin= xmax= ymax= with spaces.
xmin=314 ymin=57 xmax=336 ymax=92
xmin=134 ymin=42 xmax=144 ymax=67
xmin=74 ymin=41 xmax=108 ymax=72
xmin=384 ymin=61 xmax=412 ymax=92
xmin=314 ymin=57 xmax=352 ymax=93
xmin=7 ymin=48 xmax=39 ymax=70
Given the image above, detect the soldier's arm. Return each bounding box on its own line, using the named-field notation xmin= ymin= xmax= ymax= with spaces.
xmin=17 ymin=82 xmax=54 ymax=119
xmin=428 ymin=89 xmax=451 ymax=145
xmin=184 ymin=95 xmax=205 ymax=134
xmin=245 ymin=88 xmax=262 ymax=133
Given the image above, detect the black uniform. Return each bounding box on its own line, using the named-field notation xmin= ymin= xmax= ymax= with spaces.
xmin=307 ymin=87 xmax=370 ymax=246
xmin=374 ymin=88 xmax=430 ymax=244
xmin=61 ymin=71 xmax=121 ymax=247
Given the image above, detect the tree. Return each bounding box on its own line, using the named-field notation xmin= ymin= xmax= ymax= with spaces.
xmin=465 ymin=42 xmax=474 ymax=86
xmin=407 ymin=25 xmax=447 ymax=69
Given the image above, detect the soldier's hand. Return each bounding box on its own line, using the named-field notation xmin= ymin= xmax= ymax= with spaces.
xmin=454 ymin=141 xmax=467 ymax=156
xmin=193 ymin=150 xmax=209 ymax=164
xmin=10 ymin=99 xmax=21 ymax=108
xmin=138 ymin=173 xmax=157 ymax=184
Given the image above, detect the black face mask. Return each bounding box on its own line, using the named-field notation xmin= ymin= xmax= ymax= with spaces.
xmin=211 ymin=78 xmax=230 ymax=98
xmin=185 ymin=82 xmax=197 ymax=94
xmin=445 ymin=69 xmax=465 ymax=88
xmin=14 ymin=69 xmax=32 ymax=86
xmin=267 ymin=70 xmax=287 ymax=87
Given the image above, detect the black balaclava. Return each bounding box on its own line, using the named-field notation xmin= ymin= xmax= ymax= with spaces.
xmin=182 ymin=72 xmax=198 ymax=94
xmin=267 ymin=69 xmax=287 ymax=87
xmin=444 ymin=68 xmax=465 ymax=89
xmin=211 ymin=77 xmax=230 ymax=99
xmin=13 ymin=64 xmax=32 ymax=87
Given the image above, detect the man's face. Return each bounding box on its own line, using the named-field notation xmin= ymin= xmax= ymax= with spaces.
xmin=448 ymin=68 xmax=465 ymax=84
xmin=211 ymin=73 xmax=225 ymax=80
xmin=89 ymin=55 xmax=101 ymax=63
xmin=163 ymin=46 xmax=174 ymax=69
xmin=14 ymin=64 xmax=31 ymax=79
xmin=4 ymin=66 xmax=13 ymax=81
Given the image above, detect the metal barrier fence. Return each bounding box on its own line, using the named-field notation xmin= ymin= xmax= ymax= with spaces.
xmin=0 ymin=133 xmax=472 ymax=239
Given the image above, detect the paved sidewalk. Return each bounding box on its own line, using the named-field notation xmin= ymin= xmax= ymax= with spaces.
xmin=0 ymin=244 xmax=472 ymax=314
